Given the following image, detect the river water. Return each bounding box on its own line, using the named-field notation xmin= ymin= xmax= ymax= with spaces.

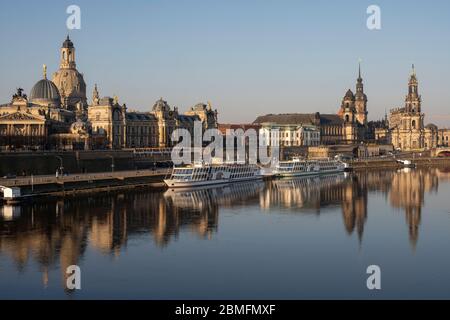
xmin=1 ymin=167 xmax=450 ymax=299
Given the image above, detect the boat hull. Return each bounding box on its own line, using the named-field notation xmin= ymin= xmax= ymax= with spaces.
xmin=318 ymin=168 xmax=345 ymax=175
xmin=276 ymin=171 xmax=320 ymax=178
xmin=276 ymin=167 xmax=346 ymax=177
xmin=164 ymin=175 xmax=263 ymax=189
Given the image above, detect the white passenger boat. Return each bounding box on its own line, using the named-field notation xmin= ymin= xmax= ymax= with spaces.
xmin=164 ymin=161 xmax=263 ymax=188
xmin=274 ymin=158 xmax=319 ymax=177
xmin=275 ymin=158 xmax=347 ymax=177
xmin=315 ymin=159 xmax=348 ymax=174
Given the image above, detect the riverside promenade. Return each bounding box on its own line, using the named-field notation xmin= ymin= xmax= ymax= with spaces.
xmin=350 ymin=156 xmax=450 ymax=170
xmin=0 ymin=168 xmax=170 ymax=201
xmin=0 ymin=169 xmax=170 ymax=187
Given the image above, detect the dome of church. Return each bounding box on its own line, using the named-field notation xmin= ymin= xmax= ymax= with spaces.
xmin=52 ymin=68 xmax=87 ymax=103
xmin=52 ymin=36 xmax=87 ymax=109
xmin=29 ymin=78 xmax=61 ymax=108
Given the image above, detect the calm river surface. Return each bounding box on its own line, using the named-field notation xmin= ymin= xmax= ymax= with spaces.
xmin=1 ymin=167 xmax=450 ymax=299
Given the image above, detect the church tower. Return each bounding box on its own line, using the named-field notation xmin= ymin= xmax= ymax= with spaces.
xmin=405 ymin=64 xmax=421 ymax=113
xmin=52 ymin=35 xmax=87 ymax=111
xmin=389 ymin=65 xmax=425 ymax=151
xmin=354 ymin=61 xmax=368 ymax=125
xmin=403 ymin=64 xmax=424 ymax=148
xmin=60 ymin=35 xmax=76 ymax=69
xmin=339 ymin=89 xmax=358 ymax=144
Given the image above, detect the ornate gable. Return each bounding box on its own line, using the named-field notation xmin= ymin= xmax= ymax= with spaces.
xmin=0 ymin=111 xmax=44 ymax=122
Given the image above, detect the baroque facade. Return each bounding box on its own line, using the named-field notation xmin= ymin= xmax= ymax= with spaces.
xmin=379 ymin=65 xmax=450 ymax=151
xmin=0 ymin=36 xmax=218 ymax=151
xmin=389 ymin=65 xmax=427 ymax=150
xmin=254 ymin=64 xmax=368 ymax=146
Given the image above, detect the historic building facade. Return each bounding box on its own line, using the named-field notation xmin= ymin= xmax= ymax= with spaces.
xmin=0 ymin=89 xmax=49 ymax=149
xmin=389 ymin=66 xmax=427 ymax=150
xmin=384 ymin=66 xmax=450 ymax=151
xmin=254 ymin=64 xmax=368 ymax=146
xmin=0 ymin=36 xmax=219 ymax=151
xmin=254 ymin=115 xmax=320 ymax=147
xmin=0 ymin=66 xmax=83 ymax=150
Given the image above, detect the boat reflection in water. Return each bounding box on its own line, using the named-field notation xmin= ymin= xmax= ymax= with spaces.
xmin=264 ymin=173 xmax=350 ymax=212
xmin=0 ymin=167 xmax=449 ymax=297
xmin=164 ymin=180 xmax=265 ymax=210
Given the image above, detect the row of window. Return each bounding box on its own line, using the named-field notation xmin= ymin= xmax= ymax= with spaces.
xmin=278 ymin=132 xmax=320 ymax=138
xmin=127 ymin=126 xmax=157 ymax=135
xmin=230 ymin=172 xmax=256 ymax=179
xmin=266 ymin=131 xmax=320 ymax=138
xmin=321 ymin=126 xmax=342 ymax=136
xmin=279 ymin=141 xmax=320 ymax=146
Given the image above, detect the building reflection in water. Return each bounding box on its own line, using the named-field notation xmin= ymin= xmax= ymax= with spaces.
xmin=0 ymin=167 xmax=449 ymax=289
xmin=389 ymin=168 xmax=439 ymax=248
xmin=262 ymin=174 xmax=368 ymax=241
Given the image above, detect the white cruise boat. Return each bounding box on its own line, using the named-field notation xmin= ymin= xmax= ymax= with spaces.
xmin=274 ymin=158 xmax=319 ymax=177
xmin=164 ymin=161 xmax=263 ymax=188
xmin=275 ymin=158 xmax=347 ymax=177
xmin=315 ymin=159 xmax=347 ymax=174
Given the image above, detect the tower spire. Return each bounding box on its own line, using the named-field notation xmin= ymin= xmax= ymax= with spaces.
xmin=354 ymin=58 xmax=367 ymax=125
xmin=92 ymin=83 xmax=100 ymax=105
xmin=358 ymin=59 xmax=362 ymax=79
xmin=43 ymin=64 xmax=47 ymax=79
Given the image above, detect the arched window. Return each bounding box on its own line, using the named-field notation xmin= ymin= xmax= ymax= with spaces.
xmin=345 ymin=115 xmax=350 ymax=122
xmin=412 ymin=120 xmax=416 ymax=129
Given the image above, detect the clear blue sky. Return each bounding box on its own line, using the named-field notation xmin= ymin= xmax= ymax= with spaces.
xmin=1 ymin=0 xmax=450 ymax=125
